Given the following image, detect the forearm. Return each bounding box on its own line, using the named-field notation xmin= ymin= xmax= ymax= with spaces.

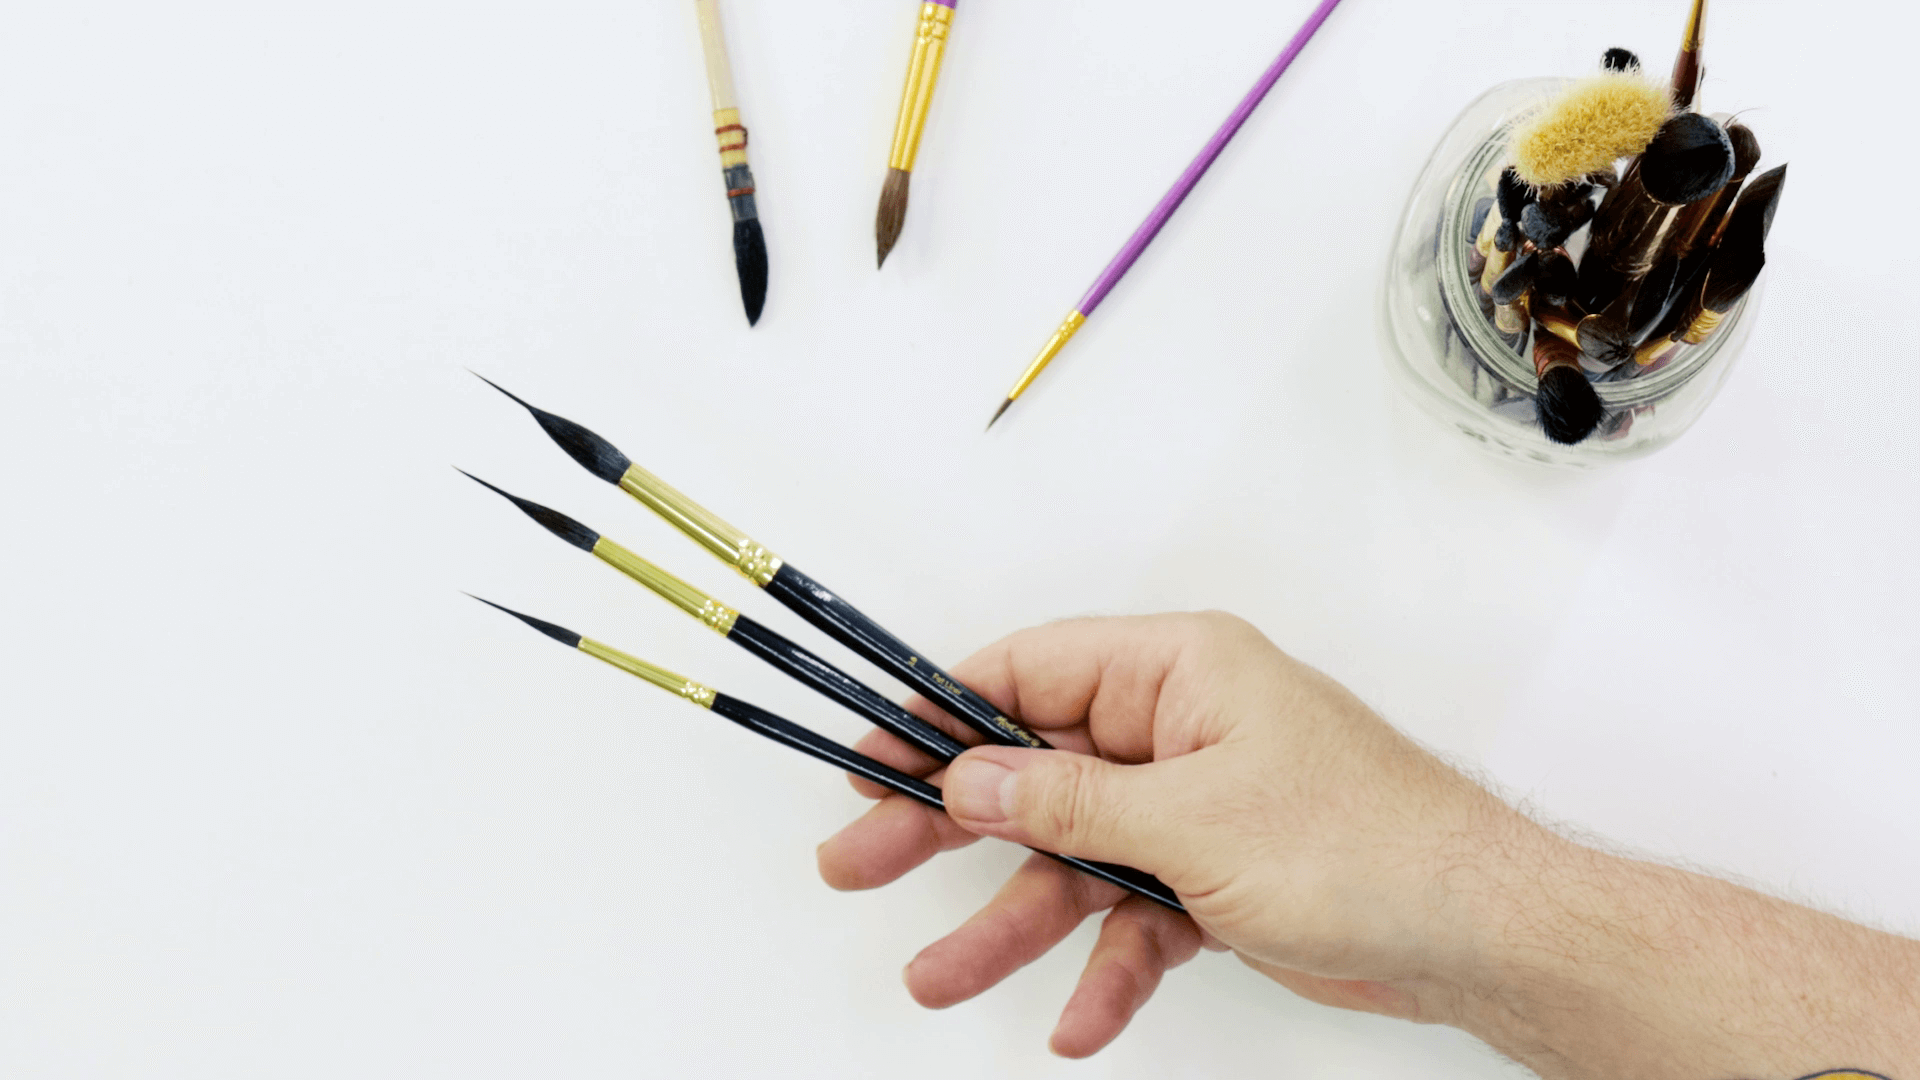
xmin=1446 ymin=822 xmax=1920 ymax=1080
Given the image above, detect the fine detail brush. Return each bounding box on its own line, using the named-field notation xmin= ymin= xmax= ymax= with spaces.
xmin=460 ymin=470 xmax=966 ymax=764
xmin=694 ymin=0 xmax=768 ymax=325
xmin=473 ymin=597 xmax=1184 ymax=912
xmin=475 ymin=375 xmax=1052 ymax=752
xmin=875 ymin=0 xmax=958 ymax=268
xmin=984 ymin=0 xmax=1344 ymax=430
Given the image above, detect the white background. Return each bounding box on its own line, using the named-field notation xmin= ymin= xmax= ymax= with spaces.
xmin=4 ymin=0 xmax=1916 ymax=1076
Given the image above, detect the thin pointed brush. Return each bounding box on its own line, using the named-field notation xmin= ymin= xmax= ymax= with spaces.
xmin=459 ymin=470 xmax=966 ymax=764
xmin=985 ymin=0 xmax=1344 ymax=430
xmin=475 ymin=375 xmax=1051 ymax=752
xmin=472 ymin=597 xmax=1184 ymax=912
xmin=694 ymin=0 xmax=768 ymax=325
xmin=875 ymin=0 xmax=958 ymax=268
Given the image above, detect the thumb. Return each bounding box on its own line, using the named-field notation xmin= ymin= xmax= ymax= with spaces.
xmin=941 ymin=745 xmax=1196 ymax=876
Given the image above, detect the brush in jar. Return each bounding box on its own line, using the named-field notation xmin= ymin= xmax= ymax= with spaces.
xmin=1533 ymin=333 xmax=1606 ymax=445
xmin=1633 ymin=163 xmax=1783 ymax=366
xmin=876 ymin=0 xmax=958 ymax=268
xmin=694 ymin=0 xmax=768 ymax=325
xmin=474 ymin=374 xmax=1051 ymax=752
xmin=985 ymin=0 xmax=1344 ymax=430
xmin=1625 ymin=121 xmax=1760 ymax=349
xmin=1668 ymin=0 xmax=1708 ymax=111
xmin=470 ymin=596 xmax=1184 ymax=912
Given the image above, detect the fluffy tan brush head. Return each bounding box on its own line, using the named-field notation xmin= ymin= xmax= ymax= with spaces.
xmin=874 ymin=168 xmax=911 ymax=268
xmin=1510 ymin=73 xmax=1672 ymax=187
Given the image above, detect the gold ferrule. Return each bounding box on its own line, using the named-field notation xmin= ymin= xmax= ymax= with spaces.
xmin=1634 ymin=335 xmax=1675 ymax=367
xmin=1007 ymin=311 xmax=1086 ymax=402
xmin=592 ymin=537 xmax=739 ymax=636
xmin=1480 ymin=244 xmax=1511 ymax=295
xmin=713 ymin=107 xmax=749 ymax=169
xmin=887 ymin=3 xmax=955 ymax=172
xmin=578 ymin=637 xmax=717 ymax=709
xmin=1681 ymin=0 xmax=1707 ymax=52
xmin=1494 ymin=292 xmax=1529 ymax=335
xmin=1681 ymin=306 xmax=1725 ymax=344
xmin=617 ymin=464 xmax=784 ymax=586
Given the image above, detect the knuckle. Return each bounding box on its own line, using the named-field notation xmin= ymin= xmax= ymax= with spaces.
xmin=1034 ymin=756 xmax=1106 ymax=842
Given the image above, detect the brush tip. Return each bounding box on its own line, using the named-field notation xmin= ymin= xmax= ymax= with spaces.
xmin=1536 ymin=364 xmax=1606 ymax=445
xmin=475 ymin=377 xmax=632 ymax=485
xmin=1601 ymin=47 xmax=1640 ymax=73
xmin=875 ymin=168 xmax=911 ymax=269
xmin=1640 ymin=113 xmax=1736 ymax=205
xmin=457 ymin=470 xmax=601 ymax=553
xmin=733 ymin=218 xmax=768 ymax=325
xmin=985 ymin=398 xmax=1014 ymax=431
xmin=468 ymin=595 xmax=584 ymax=649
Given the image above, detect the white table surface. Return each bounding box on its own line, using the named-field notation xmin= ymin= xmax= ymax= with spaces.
xmin=5 ymin=0 xmax=1916 ymax=1075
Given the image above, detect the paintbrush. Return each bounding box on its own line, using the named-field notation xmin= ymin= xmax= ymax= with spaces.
xmin=985 ymin=0 xmax=1344 ymax=430
xmin=1534 ymin=334 xmax=1605 ymax=445
xmin=1669 ymin=0 xmax=1708 ymax=111
xmin=475 ymin=375 xmax=1051 ymax=752
xmin=876 ymin=0 xmax=958 ymax=268
xmin=472 ymin=597 xmax=1184 ymax=912
xmin=461 ymin=471 xmax=967 ymax=763
xmin=694 ymin=0 xmax=768 ymax=325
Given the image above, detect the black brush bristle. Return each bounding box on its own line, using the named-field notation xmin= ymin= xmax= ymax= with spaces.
xmin=1537 ymin=365 xmax=1605 ymax=445
xmin=1602 ymin=47 xmax=1640 ymax=72
xmin=1496 ymin=167 xmax=1532 ymax=226
xmin=1641 ymin=114 xmax=1736 ymax=205
xmin=472 ymin=373 xmax=633 ymax=485
xmin=457 ymin=470 xmax=600 ymax=553
xmin=1490 ymin=249 xmax=1539 ymax=306
xmin=1533 ymin=250 xmax=1579 ymax=309
xmin=1700 ymin=165 xmax=1783 ymax=312
xmin=468 ymin=595 xmax=583 ymax=649
xmin=733 ymin=219 xmax=768 ymax=325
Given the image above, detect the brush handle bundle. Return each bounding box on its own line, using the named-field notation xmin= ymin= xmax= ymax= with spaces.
xmin=1466 ymin=19 xmax=1784 ymax=447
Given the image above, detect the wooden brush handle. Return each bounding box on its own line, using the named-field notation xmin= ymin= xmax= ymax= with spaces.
xmin=693 ymin=0 xmax=739 ymax=113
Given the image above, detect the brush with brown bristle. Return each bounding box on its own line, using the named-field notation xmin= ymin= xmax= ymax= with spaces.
xmin=875 ymin=1 xmax=958 ymax=268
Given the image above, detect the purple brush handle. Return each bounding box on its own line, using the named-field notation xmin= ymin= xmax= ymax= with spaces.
xmin=1075 ymin=0 xmax=1342 ymax=315
xmin=929 ymin=0 xmax=956 ymax=7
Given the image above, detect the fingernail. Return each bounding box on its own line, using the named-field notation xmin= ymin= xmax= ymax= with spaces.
xmin=944 ymin=757 xmax=1015 ymax=824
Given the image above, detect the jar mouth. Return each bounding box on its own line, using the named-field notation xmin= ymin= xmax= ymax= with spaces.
xmin=1440 ymin=117 xmax=1751 ymax=409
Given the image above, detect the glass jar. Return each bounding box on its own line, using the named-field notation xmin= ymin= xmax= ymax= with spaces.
xmin=1380 ymin=78 xmax=1760 ymax=467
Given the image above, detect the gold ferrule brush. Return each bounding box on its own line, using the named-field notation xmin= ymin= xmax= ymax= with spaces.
xmin=1681 ymin=305 xmax=1726 ymax=344
xmin=592 ymin=537 xmax=740 ymax=636
xmin=579 ymin=637 xmax=718 ymax=709
xmin=888 ymin=3 xmax=955 ymax=173
xmin=617 ymin=463 xmax=783 ymax=586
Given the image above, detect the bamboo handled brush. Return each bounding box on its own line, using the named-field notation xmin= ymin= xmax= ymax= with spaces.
xmin=693 ymin=0 xmax=768 ymax=325
xmin=875 ymin=0 xmax=958 ymax=268
xmin=985 ymin=0 xmax=1344 ymax=429
xmin=476 ymin=375 xmax=1053 ymax=752
xmin=473 ymin=597 xmax=1184 ymax=912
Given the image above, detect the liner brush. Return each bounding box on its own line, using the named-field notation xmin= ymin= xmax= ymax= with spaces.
xmin=472 ymin=597 xmax=1183 ymax=912
xmin=459 ymin=470 xmax=965 ymax=764
xmin=985 ymin=0 xmax=1344 ymax=429
xmin=475 ymin=374 xmax=1052 ymax=752
xmin=876 ymin=0 xmax=958 ymax=268
xmin=694 ymin=0 xmax=768 ymax=325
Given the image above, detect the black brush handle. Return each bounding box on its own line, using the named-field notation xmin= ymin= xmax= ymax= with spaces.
xmin=709 ymin=694 xmax=1184 ymax=913
xmin=765 ymin=563 xmax=1051 ymax=750
xmin=726 ymin=614 xmax=967 ymax=763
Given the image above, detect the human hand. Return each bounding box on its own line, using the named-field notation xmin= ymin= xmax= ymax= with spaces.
xmin=816 ymin=613 xmax=1525 ymax=1056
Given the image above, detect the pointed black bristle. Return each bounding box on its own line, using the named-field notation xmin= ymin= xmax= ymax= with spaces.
xmin=471 ymin=373 xmax=633 ymax=485
xmin=468 ymin=595 xmax=584 ymax=649
xmin=733 ymin=219 xmax=768 ymax=325
xmin=457 ymin=470 xmax=600 ymax=553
